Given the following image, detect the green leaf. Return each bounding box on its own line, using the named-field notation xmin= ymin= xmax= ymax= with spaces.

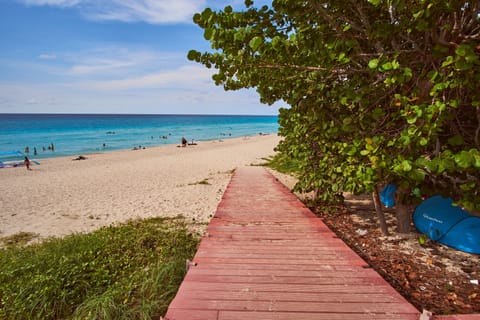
xmin=403 ymin=67 xmax=413 ymax=80
xmin=187 ymin=50 xmax=200 ymax=61
xmin=396 ymin=160 xmax=412 ymax=172
xmin=455 ymin=45 xmax=468 ymax=57
xmin=193 ymin=13 xmax=202 ymax=24
xmin=406 ymin=116 xmax=417 ymax=124
xmin=360 ymin=149 xmax=370 ymax=156
xmin=381 ymin=62 xmax=393 ymax=71
xmin=418 ymin=234 xmax=427 ymax=245
xmin=234 ymin=30 xmax=246 ymax=42
xmin=368 ymin=59 xmax=379 ymax=69
xmin=249 ymin=36 xmax=263 ymax=51
xmin=271 ymin=36 xmax=282 ymax=50
xmin=368 ymin=0 xmax=381 ymax=5
xmin=372 ymin=107 xmax=385 ymax=120
xmin=343 ymin=117 xmax=353 ymax=125
xmin=448 ymin=135 xmax=464 ymax=146
xmin=413 ymin=10 xmax=424 ymax=19
xmin=474 ymin=153 xmax=480 ymax=168
xmin=204 ymin=28 xmax=214 ymax=40
xmin=409 ymin=169 xmax=425 ymax=182
xmin=441 ymin=56 xmax=455 ymax=67
xmin=454 ymin=151 xmax=474 ymax=169
xmin=460 ymin=182 xmax=475 ymax=192
xmin=412 ymin=188 xmax=421 ymax=197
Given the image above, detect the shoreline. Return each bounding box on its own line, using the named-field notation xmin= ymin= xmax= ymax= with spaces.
xmin=0 ymin=134 xmax=281 ymax=241
xmin=4 ymin=132 xmax=278 ymax=162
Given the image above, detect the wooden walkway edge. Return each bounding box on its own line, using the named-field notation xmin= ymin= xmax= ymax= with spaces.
xmin=164 ymin=166 xmax=422 ymax=319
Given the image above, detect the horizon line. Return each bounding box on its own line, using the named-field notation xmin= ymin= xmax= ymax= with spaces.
xmin=0 ymin=112 xmax=279 ymax=117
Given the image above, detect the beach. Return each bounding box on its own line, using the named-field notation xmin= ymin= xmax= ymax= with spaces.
xmin=0 ymin=134 xmax=281 ymax=240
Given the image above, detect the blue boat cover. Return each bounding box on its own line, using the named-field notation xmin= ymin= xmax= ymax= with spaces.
xmin=413 ymin=195 xmax=480 ymax=254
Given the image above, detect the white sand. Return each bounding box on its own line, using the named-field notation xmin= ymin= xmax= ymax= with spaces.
xmin=0 ymin=135 xmax=281 ymax=240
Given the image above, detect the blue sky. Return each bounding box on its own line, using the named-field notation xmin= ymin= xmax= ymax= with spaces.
xmin=0 ymin=0 xmax=280 ymax=115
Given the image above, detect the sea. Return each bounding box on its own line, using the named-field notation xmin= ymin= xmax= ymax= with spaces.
xmin=0 ymin=114 xmax=279 ymax=161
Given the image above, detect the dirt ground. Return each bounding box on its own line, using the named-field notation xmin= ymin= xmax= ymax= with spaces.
xmin=313 ymin=194 xmax=480 ymax=315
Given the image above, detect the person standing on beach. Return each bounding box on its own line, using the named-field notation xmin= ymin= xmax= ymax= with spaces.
xmin=24 ymin=156 xmax=31 ymax=170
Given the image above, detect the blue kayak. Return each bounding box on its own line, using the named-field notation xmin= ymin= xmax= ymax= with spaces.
xmin=413 ymin=195 xmax=480 ymax=254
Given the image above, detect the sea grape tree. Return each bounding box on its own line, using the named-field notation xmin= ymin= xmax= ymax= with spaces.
xmin=188 ymin=0 xmax=480 ymax=233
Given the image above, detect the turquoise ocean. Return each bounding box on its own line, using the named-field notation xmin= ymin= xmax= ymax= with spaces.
xmin=0 ymin=114 xmax=279 ymax=161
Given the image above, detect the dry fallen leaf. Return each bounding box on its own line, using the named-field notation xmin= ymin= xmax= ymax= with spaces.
xmin=447 ymin=292 xmax=458 ymax=301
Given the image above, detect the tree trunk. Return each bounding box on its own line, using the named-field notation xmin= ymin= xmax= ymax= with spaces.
xmin=395 ymin=203 xmax=411 ymax=233
xmin=394 ymin=189 xmax=412 ymax=233
xmin=372 ymin=186 xmax=389 ymax=236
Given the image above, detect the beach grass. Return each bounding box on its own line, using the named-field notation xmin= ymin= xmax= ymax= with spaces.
xmin=264 ymin=153 xmax=301 ymax=174
xmin=0 ymin=216 xmax=199 ymax=320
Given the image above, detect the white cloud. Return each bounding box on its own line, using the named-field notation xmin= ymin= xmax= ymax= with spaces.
xmin=63 ymin=47 xmax=183 ymax=78
xmin=22 ymin=0 xmax=81 ymax=7
xmin=90 ymin=64 xmax=213 ymax=91
xmin=69 ymin=58 xmax=137 ymax=76
xmin=19 ymin=0 xmax=208 ymax=24
xmin=89 ymin=0 xmax=206 ymax=24
xmin=38 ymin=53 xmax=57 ymax=60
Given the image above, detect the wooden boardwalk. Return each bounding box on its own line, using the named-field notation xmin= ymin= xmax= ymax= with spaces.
xmin=164 ymin=166 xmax=420 ymax=319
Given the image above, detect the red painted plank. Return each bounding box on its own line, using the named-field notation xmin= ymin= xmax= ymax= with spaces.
xmin=218 ymin=311 xmax=419 ymax=320
xmin=198 ymin=238 xmax=347 ymax=246
xmin=163 ymin=309 xmax=218 ymax=320
xmin=192 ymin=251 xmax=361 ymax=260
xmin=187 ymin=267 xmax=379 ymax=278
xmin=183 ymin=274 xmax=387 ymax=286
xmin=169 ymin=299 xmax=418 ymax=314
xmin=172 ymin=290 xmax=404 ymax=304
xmin=184 ymin=262 xmax=365 ymax=272
xmin=433 ymin=316 xmax=480 ymax=320
xmin=192 ymin=257 xmax=368 ymax=266
xmin=196 ymin=245 xmax=353 ymax=253
xmin=177 ymin=281 xmax=400 ymax=295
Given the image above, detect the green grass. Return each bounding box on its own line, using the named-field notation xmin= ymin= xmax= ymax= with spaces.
xmin=0 ymin=217 xmax=199 ymax=320
xmin=263 ymin=153 xmax=301 ymax=175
